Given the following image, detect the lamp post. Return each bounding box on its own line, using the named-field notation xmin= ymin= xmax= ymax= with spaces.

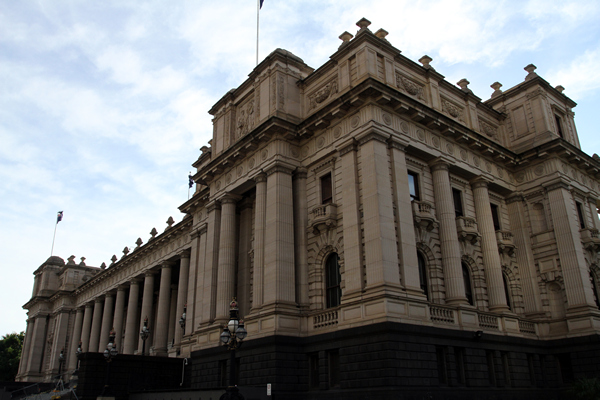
xmin=219 ymin=299 xmax=247 ymax=400
xmin=140 ymin=317 xmax=150 ymax=356
xmin=100 ymin=328 xmax=118 ymax=397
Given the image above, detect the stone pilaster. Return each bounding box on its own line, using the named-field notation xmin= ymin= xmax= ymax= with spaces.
xmin=138 ymin=271 xmax=155 ymax=354
xmin=390 ymin=137 xmax=422 ymax=295
xmin=216 ymin=194 xmax=240 ymax=321
xmin=88 ymin=298 xmax=104 ymax=352
xmin=359 ymin=130 xmax=401 ymax=291
xmin=471 ymin=178 xmax=508 ymax=312
xmin=264 ymin=161 xmax=297 ymax=307
xmin=154 ymin=263 xmax=173 ymax=355
xmin=338 ymin=140 xmax=364 ymax=296
xmin=98 ymin=293 xmax=115 ymax=352
xmin=506 ymin=194 xmax=544 ymax=315
xmin=545 ymin=180 xmax=597 ymax=311
xmin=237 ymin=199 xmax=253 ymax=317
xmin=175 ymin=249 xmax=190 ymax=346
xmin=17 ymin=318 xmax=34 ymax=379
xmin=252 ymin=173 xmax=267 ymax=311
xmin=190 ymin=225 xmax=207 ymax=333
xmin=50 ymin=310 xmax=70 ymax=376
xmin=429 ymin=158 xmax=467 ymax=305
xmin=67 ymin=308 xmax=83 ymax=372
xmin=123 ymin=279 xmax=141 ymax=354
xmin=293 ymin=167 xmax=309 ymax=308
xmin=23 ymin=315 xmax=47 ymax=378
xmin=113 ymin=286 xmax=127 ymax=352
xmin=80 ymin=303 xmax=93 ymax=352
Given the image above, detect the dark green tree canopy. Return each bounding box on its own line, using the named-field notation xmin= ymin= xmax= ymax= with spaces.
xmin=0 ymin=331 xmax=24 ymax=382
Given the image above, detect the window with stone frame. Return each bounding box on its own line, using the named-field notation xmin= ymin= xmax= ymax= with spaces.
xmin=452 ymin=188 xmax=464 ymax=217
xmin=320 ymin=172 xmax=333 ymax=204
xmin=408 ymin=171 xmax=420 ymax=201
xmin=491 ymin=203 xmax=501 ymax=231
xmin=575 ymin=201 xmax=586 ymax=229
xmin=325 ymin=253 xmax=342 ymax=308
xmin=554 ymin=114 xmax=565 ymax=138
xmin=417 ymin=252 xmax=429 ymax=300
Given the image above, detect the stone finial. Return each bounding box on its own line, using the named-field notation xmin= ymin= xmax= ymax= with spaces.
xmin=166 ymin=216 xmax=175 ymax=229
xmin=110 ymin=255 xmax=118 ymax=265
xmin=374 ymin=28 xmax=388 ymax=40
xmin=338 ymin=31 xmax=354 ymax=49
xmin=593 ymin=153 xmax=600 ymax=161
xmin=524 ymin=64 xmax=538 ymax=81
xmin=100 ymin=262 xmax=107 ymax=270
xmin=457 ymin=79 xmax=472 ymax=94
xmin=356 ymin=18 xmax=371 ymax=32
xmin=150 ymin=227 xmax=158 ymax=240
xmin=79 ymin=257 xmax=86 ymax=266
xmin=67 ymin=255 xmax=76 ymax=265
xmin=200 ymin=146 xmax=209 ymax=155
xmin=555 ymin=85 xmax=565 ymax=93
xmin=135 ymin=237 xmax=143 ymax=249
xmin=122 ymin=247 xmax=129 ymax=257
xmin=419 ymin=55 xmax=434 ymax=70
xmin=490 ymin=82 xmax=503 ymax=98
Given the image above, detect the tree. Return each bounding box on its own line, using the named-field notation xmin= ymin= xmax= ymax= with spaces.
xmin=0 ymin=332 xmax=24 ymax=382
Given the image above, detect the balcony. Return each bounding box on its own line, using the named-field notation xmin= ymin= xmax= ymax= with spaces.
xmin=581 ymin=228 xmax=600 ymax=252
xmin=412 ymin=200 xmax=438 ymax=231
xmin=309 ymin=203 xmax=337 ymax=234
xmin=496 ymin=230 xmax=516 ymax=256
xmin=456 ymin=216 xmax=480 ymax=245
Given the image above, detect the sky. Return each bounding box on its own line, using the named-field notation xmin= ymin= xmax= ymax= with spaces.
xmin=1 ymin=0 xmax=600 ymax=336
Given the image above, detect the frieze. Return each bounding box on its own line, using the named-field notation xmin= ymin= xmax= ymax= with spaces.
xmin=479 ymin=119 xmax=498 ymax=139
xmin=308 ymin=78 xmax=338 ymax=110
xmin=236 ymin=97 xmax=255 ymax=138
xmin=395 ymin=72 xmax=425 ymax=100
xmin=441 ymin=98 xmax=464 ymax=121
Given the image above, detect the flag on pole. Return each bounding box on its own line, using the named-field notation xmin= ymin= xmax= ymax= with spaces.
xmin=260 ymin=0 xmax=264 ymax=8
xmin=56 ymin=211 xmax=63 ymax=224
xmin=188 ymin=174 xmax=194 ymax=188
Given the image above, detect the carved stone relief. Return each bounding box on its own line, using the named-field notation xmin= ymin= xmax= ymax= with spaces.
xmin=395 ymin=72 xmax=425 ymax=100
xmin=309 ymin=78 xmax=338 ymax=110
xmin=441 ymin=98 xmax=464 ymax=122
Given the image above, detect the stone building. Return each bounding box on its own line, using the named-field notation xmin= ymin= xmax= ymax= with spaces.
xmin=17 ymin=19 xmax=600 ymax=399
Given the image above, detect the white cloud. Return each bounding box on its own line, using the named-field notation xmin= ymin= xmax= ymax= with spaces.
xmin=546 ymin=46 xmax=600 ymax=100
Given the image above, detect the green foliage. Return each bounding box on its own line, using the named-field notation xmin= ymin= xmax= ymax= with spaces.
xmin=568 ymin=378 xmax=600 ymax=400
xmin=0 ymin=331 xmax=24 ymax=382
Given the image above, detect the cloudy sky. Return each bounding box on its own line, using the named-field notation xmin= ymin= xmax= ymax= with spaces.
xmin=2 ymin=0 xmax=600 ymax=336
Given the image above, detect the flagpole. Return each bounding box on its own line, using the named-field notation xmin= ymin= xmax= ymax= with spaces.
xmin=256 ymin=0 xmax=260 ymax=66
xmin=51 ymin=220 xmax=58 ymax=257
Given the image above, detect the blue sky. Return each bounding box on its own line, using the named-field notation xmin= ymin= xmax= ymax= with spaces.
xmin=1 ymin=0 xmax=599 ymax=335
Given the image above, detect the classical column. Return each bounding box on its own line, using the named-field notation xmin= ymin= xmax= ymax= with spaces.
xmin=98 ymin=293 xmax=115 ymax=352
xmin=23 ymin=315 xmax=47 ymax=377
xmin=123 ymin=279 xmax=141 ymax=354
xmin=201 ymin=201 xmax=221 ymax=325
xmin=545 ymin=180 xmax=597 ymax=310
xmin=264 ymin=162 xmax=296 ymax=307
xmin=154 ymin=263 xmax=173 ymax=355
xmin=190 ymin=225 xmax=207 ymax=334
xmin=293 ymin=167 xmax=309 ymax=308
xmin=168 ymin=284 xmax=178 ymax=347
xmin=67 ymin=308 xmax=84 ymax=372
xmin=506 ymin=194 xmax=544 ymax=315
xmin=338 ymin=140 xmax=364 ymax=296
xmin=252 ymin=173 xmax=267 ymax=311
xmin=138 ymin=271 xmax=156 ymax=354
xmin=237 ymin=199 xmax=253 ymax=317
xmin=16 ymin=319 xmax=34 ymax=378
xmin=88 ymin=298 xmax=104 ymax=352
xmin=80 ymin=303 xmax=93 ymax=352
xmin=429 ymin=158 xmax=467 ymax=305
xmin=113 ymin=286 xmax=127 ymax=352
xmin=216 ymin=194 xmax=239 ymax=321
xmin=50 ymin=311 xmax=70 ymax=376
xmin=471 ymin=178 xmax=508 ymax=312
xmin=359 ymin=131 xmax=401 ymax=289
xmin=175 ymin=250 xmax=190 ymax=346
xmin=390 ymin=137 xmax=421 ymax=295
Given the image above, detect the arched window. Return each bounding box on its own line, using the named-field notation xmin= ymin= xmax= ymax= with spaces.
xmin=325 ymin=253 xmax=341 ymax=308
xmin=462 ymin=262 xmax=474 ymax=305
xmin=417 ymin=253 xmax=429 ymax=300
xmin=502 ymin=273 xmax=512 ymax=310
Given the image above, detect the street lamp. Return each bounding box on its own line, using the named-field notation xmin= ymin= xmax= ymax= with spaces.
xmin=219 ymin=299 xmax=247 ymax=400
xmin=100 ymin=328 xmax=118 ymax=397
xmin=140 ymin=316 xmax=150 ymax=356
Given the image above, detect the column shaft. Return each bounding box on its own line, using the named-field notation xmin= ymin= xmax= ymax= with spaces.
xmin=113 ymin=287 xmax=127 ymax=352
xmin=430 ymin=159 xmax=467 ymax=305
xmin=293 ymin=168 xmax=309 ymax=308
xmin=237 ymin=201 xmax=253 ymax=317
xmin=175 ymin=251 xmax=190 ymax=346
xmin=88 ymin=298 xmax=104 ymax=352
xmin=154 ymin=264 xmax=173 ymax=355
xmin=472 ymin=179 xmax=508 ymax=312
xmin=67 ymin=308 xmax=84 ymax=372
xmin=216 ymin=195 xmax=239 ymax=320
xmin=98 ymin=293 xmax=115 ymax=352
xmin=123 ymin=280 xmax=141 ymax=354
xmin=138 ymin=272 xmax=156 ymax=353
xmin=80 ymin=304 xmax=93 ymax=352
xmin=201 ymin=202 xmax=221 ymax=324
xmin=252 ymin=174 xmax=267 ymax=310
xmin=168 ymin=285 xmax=178 ymax=347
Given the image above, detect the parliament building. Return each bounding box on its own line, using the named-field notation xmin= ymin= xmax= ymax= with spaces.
xmin=17 ymin=19 xmax=600 ymax=399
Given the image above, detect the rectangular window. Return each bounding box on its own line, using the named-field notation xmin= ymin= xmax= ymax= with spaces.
xmin=408 ymin=171 xmax=420 ymax=201
xmin=328 ymin=350 xmax=340 ymax=388
xmin=455 ymin=347 xmax=467 ymax=386
xmin=309 ymin=353 xmax=320 ymax=390
xmin=436 ymin=346 xmax=449 ymax=385
xmin=452 ymin=188 xmax=464 ymax=217
xmin=576 ymin=201 xmax=586 ymax=229
xmin=321 ymin=173 xmax=333 ymax=204
xmin=491 ymin=204 xmax=501 ymax=231
xmin=486 ymin=350 xmax=497 ymax=386
xmin=555 ymin=114 xmax=564 ymax=138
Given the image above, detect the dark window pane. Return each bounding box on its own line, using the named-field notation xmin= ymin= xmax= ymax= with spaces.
xmin=408 ymin=172 xmax=420 ymax=200
xmin=452 ymin=188 xmax=463 ymax=217
xmin=462 ymin=263 xmax=473 ymax=305
xmin=321 ymin=173 xmax=333 ymax=204
xmin=418 ymin=253 xmax=428 ymax=299
xmin=326 ymin=253 xmax=341 ymax=308
xmin=491 ymin=204 xmax=501 ymax=231
xmin=576 ymin=202 xmax=586 ymax=229
xmin=555 ymin=114 xmax=564 ymax=138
